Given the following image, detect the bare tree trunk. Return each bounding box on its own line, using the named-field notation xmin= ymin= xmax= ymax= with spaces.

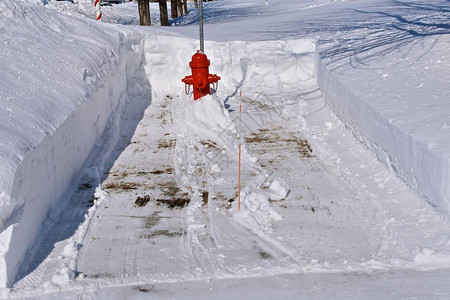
xmin=193 ymin=0 xmax=198 ymax=9
xmin=183 ymin=0 xmax=188 ymax=15
xmin=159 ymin=0 xmax=169 ymax=26
xmin=138 ymin=0 xmax=151 ymax=26
xmin=177 ymin=0 xmax=183 ymax=16
xmin=171 ymin=0 xmax=178 ymax=18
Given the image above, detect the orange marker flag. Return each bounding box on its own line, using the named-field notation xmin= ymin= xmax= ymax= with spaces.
xmin=238 ymin=91 xmax=242 ymax=211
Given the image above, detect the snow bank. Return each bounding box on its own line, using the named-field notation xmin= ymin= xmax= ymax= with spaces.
xmin=173 ymin=93 xmax=240 ymax=160
xmin=316 ymin=35 xmax=450 ymax=215
xmin=0 ymin=0 xmax=148 ymax=288
xmin=144 ymin=36 xmax=316 ymax=101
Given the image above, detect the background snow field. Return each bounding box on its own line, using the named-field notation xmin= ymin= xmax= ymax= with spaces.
xmin=0 ymin=0 xmax=450 ymax=298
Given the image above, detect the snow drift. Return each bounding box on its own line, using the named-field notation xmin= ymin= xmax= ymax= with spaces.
xmin=0 ymin=0 xmax=150 ymax=287
xmin=316 ymin=38 xmax=450 ymax=215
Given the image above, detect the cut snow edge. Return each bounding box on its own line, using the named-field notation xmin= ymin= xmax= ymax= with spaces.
xmin=315 ymin=47 xmax=450 ymax=217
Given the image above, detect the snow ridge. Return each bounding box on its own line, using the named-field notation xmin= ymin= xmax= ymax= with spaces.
xmin=0 ymin=0 xmax=151 ymax=288
xmin=316 ymin=47 xmax=450 ymax=216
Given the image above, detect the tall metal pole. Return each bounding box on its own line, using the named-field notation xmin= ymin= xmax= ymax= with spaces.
xmin=199 ymin=0 xmax=204 ymax=52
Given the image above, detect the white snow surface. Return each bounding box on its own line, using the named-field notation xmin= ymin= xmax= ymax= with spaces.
xmin=0 ymin=0 xmax=125 ymax=288
xmin=172 ymin=0 xmax=450 ymax=215
xmin=0 ymin=0 xmax=450 ymax=298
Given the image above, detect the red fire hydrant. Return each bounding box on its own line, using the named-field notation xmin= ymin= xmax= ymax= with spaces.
xmin=182 ymin=51 xmax=221 ymax=100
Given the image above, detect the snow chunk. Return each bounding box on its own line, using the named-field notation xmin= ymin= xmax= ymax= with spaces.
xmin=94 ymin=187 xmax=108 ymax=206
xmin=211 ymin=164 xmax=221 ymax=173
xmin=268 ymin=179 xmax=290 ymax=200
xmin=235 ymin=189 xmax=282 ymax=232
xmin=245 ymin=190 xmax=269 ymax=213
xmin=52 ymin=268 xmax=71 ymax=286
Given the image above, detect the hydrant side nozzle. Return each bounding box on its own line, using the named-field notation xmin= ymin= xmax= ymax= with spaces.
xmin=182 ymin=75 xmax=193 ymax=84
xmin=208 ymin=74 xmax=221 ymax=83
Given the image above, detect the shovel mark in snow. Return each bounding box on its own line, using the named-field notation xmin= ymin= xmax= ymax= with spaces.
xmin=157 ymin=99 xmax=173 ymax=126
xmin=143 ymin=212 xmax=162 ymax=229
xmin=159 ymin=181 xmax=182 ymax=197
xmin=133 ymin=285 xmax=158 ymax=294
xmin=158 ymin=139 xmax=176 ymax=149
xmin=156 ymin=198 xmax=190 ymax=209
xmin=200 ymin=139 xmax=223 ymax=151
xmin=259 ymin=250 xmax=273 ymax=259
xmin=243 ymin=96 xmax=273 ymax=113
xmin=141 ymin=229 xmax=184 ymax=239
xmin=202 ymin=191 xmax=209 ymax=206
xmin=103 ymin=181 xmax=140 ymax=191
xmin=226 ymin=198 xmax=235 ymax=209
xmin=87 ymin=273 xmax=114 ymax=279
xmin=210 ymin=192 xmax=235 ymax=209
xmin=285 ymin=137 xmax=313 ymax=158
xmin=245 ymin=128 xmax=313 ymax=159
xmin=109 ymin=168 xmax=174 ymax=178
xmin=148 ymin=181 xmax=191 ymax=209
xmin=148 ymin=167 xmax=174 ymax=175
xmin=135 ymin=195 xmax=151 ymax=207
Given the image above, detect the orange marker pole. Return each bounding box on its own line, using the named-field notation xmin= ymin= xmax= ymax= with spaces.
xmin=238 ymin=91 xmax=242 ymax=211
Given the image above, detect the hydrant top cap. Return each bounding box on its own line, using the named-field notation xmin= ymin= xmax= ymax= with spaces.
xmin=190 ymin=50 xmax=210 ymax=68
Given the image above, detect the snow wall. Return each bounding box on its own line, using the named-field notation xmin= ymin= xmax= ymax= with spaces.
xmin=316 ymin=52 xmax=450 ymax=216
xmin=0 ymin=1 xmax=150 ymax=287
xmin=143 ymin=36 xmax=316 ymax=102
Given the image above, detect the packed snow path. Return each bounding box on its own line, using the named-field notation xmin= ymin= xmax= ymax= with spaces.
xmin=11 ymin=39 xmax=450 ymax=298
